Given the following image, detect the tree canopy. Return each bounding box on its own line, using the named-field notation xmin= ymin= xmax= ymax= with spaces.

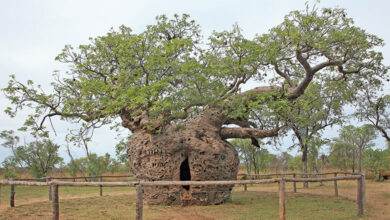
xmin=2 ymin=6 xmax=388 ymax=146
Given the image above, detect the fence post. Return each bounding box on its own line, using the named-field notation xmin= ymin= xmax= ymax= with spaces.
xmin=334 ymin=173 xmax=338 ymax=197
xmin=278 ymin=179 xmax=286 ymax=220
xmin=303 ymin=173 xmax=309 ymax=189
xmin=362 ymin=173 xmax=366 ymax=205
xmin=100 ymin=176 xmax=103 ymax=196
xmin=357 ymin=173 xmax=365 ymax=217
xmin=10 ymin=180 xmax=15 ymax=208
xmin=136 ymin=184 xmax=143 ymax=220
xmin=244 ymin=183 xmax=247 ymax=191
xmin=48 ymin=177 xmax=52 ymax=201
xmin=0 ymin=183 xmax=2 ymax=207
xmin=293 ymin=173 xmax=297 ymax=193
xmin=52 ymin=183 xmax=59 ymax=220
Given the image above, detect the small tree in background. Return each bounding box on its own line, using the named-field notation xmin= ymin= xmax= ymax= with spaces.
xmin=339 ymin=125 xmax=377 ymax=173
xmin=1 ymin=157 xmax=19 ymax=179
xmin=231 ymin=139 xmax=261 ymax=174
xmin=0 ymin=130 xmax=63 ymax=178
xmin=364 ymin=148 xmax=390 ymax=181
xmin=329 ymin=140 xmax=357 ymax=171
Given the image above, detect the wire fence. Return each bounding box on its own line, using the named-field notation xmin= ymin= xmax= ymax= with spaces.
xmin=0 ymin=172 xmax=365 ymax=220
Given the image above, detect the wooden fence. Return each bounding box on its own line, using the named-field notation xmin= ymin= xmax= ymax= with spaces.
xmin=11 ymin=175 xmax=133 ymax=201
xmin=237 ymin=171 xmax=357 ymax=196
xmin=0 ymin=173 xmax=365 ymax=220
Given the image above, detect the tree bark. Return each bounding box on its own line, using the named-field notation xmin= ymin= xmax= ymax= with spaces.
xmin=352 ymin=151 xmax=356 ymax=173
xmin=302 ymin=147 xmax=309 ymax=188
xmin=126 ymin=108 xmax=240 ymax=205
xmin=358 ymin=145 xmax=363 ymax=173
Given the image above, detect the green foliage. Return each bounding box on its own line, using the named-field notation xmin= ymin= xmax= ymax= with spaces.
xmin=0 ymin=130 xmax=63 ymax=178
xmin=231 ymin=139 xmax=296 ymax=173
xmin=328 ymin=141 xmax=357 ymax=171
xmin=356 ymin=94 xmax=390 ymax=144
xmin=1 ymin=157 xmax=19 ymax=179
xmin=2 ymin=5 xmax=386 ymax=139
xmin=339 ymin=125 xmax=377 ymax=149
xmin=15 ymin=139 xmax=63 ymax=178
xmin=231 ymin=139 xmax=272 ymax=174
xmin=288 ymin=155 xmax=303 ymax=171
xmin=85 ymin=153 xmax=110 ymax=176
xmin=364 ymin=148 xmax=390 ymax=181
xmin=67 ymin=157 xmax=86 ymax=177
xmin=115 ymin=137 xmax=130 ymax=164
xmin=66 ymin=153 xmax=129 ymax=177
xmin=332 ymin=124 xmax=377 ymax=172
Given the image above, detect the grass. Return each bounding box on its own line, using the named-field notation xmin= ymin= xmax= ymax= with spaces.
xmin=0 ymin=185 xmax=135 ymax=203
xmin=0 ymin=184 xmax=366 ymax=220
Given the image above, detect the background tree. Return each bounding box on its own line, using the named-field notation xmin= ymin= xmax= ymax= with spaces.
xmin=0 ymin=130 xmax=24 ymax=168
xmin=115 ymin=136 xmax=131 ymax=164
xmin=339 ymin=125 xmax=377 ymax=173
xmin=0 ymin=130 xmax=63 ymax=178
xmin=15 ymin=139 xmax=63 ymax=178
xmin=231 ymin=139 xmax=273 ymax=174
xmin=231 ymin=139 xmax=253 ymax=174
xmin=364 ymin=148 xmax=390 ymax=181
xmin=1 ymin=157 xmax=19 ymax=179
xmin=283 ymin=82 xmax=344 ymax=187
xmin=308 ymin=138 xmax=328 ymax=174
xmin=328 ymin=140 xmax=357 ymax=171
xmin=357 ymin=93 xmax=390 ymax=144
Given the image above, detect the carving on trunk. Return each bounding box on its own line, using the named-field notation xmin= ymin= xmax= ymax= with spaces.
xmin=127 ymin=109 xmax=240 ymax=205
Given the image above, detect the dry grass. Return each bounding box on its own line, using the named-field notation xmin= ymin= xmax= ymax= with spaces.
xmin=1 ymin=180 xmax=386 ymax=219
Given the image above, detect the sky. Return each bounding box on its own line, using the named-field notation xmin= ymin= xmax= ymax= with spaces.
xmin=1 ymin=0 xmax=390 ymax=163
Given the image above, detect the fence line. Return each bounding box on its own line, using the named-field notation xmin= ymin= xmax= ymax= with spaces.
xmin=238 ymin=171 xmax=359 ymax=193
xmin=237 ymin=171 xmax=357 ymax=177
xmin=13 ymin=175 xmax=133 ymax=181
xmin=11 ymin=174 xmax=133 ymax=200
xmin=0 ymin=173 xmax=365 ymax=220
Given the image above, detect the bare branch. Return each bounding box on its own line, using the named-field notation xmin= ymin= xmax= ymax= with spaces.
xmin=220 ymin=127 xmax=280 ymax=139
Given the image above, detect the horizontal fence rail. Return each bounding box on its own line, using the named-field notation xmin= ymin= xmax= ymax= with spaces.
xmin=237 ymin=171 xmax=358 ymax=177
xmin=13 ymin=175 xmax=133 ymax=181
xmin=0 ymin=173 xmax=365 ymax=220
xmin=238 ymin=171 xmax=360 ymax=195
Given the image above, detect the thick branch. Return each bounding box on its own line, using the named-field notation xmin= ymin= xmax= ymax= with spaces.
xmin=120 ymin=110 xmax=162 ymax=132
xmin=239 ymin=86 xmax=283 ymax=98
xmin=273 ymin=63 xmax=294 ymax=87
xmin=290 ymin=51 xmax=343 ymax=100
xmin=220 ymin=127 xmax=280 ymax=139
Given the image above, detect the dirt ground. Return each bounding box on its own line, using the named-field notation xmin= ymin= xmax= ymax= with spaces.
xmin=1 ymin=180 xmax=389 ymax=219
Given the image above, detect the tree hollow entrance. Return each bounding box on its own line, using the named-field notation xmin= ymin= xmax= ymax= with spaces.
xmin=180 ymin=158 xmax=191 ymax=190
xmin=128 ymin=127 xmax=239 ymax=205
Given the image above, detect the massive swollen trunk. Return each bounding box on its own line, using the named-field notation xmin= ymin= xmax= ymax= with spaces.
xmin=127 ymin=109 xmax=239 ymax=205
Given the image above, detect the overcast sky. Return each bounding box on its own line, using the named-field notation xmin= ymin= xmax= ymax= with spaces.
xmin=1 ymin=0 xmax=389 ymax=163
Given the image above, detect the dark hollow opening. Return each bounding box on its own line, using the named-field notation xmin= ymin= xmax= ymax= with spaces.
xmin=180 ymin=158 xmax=191 ymax=190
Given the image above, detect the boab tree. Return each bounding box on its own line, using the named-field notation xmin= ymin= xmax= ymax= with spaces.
xmin=3 ymin=7 xmax=387 ymax=205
